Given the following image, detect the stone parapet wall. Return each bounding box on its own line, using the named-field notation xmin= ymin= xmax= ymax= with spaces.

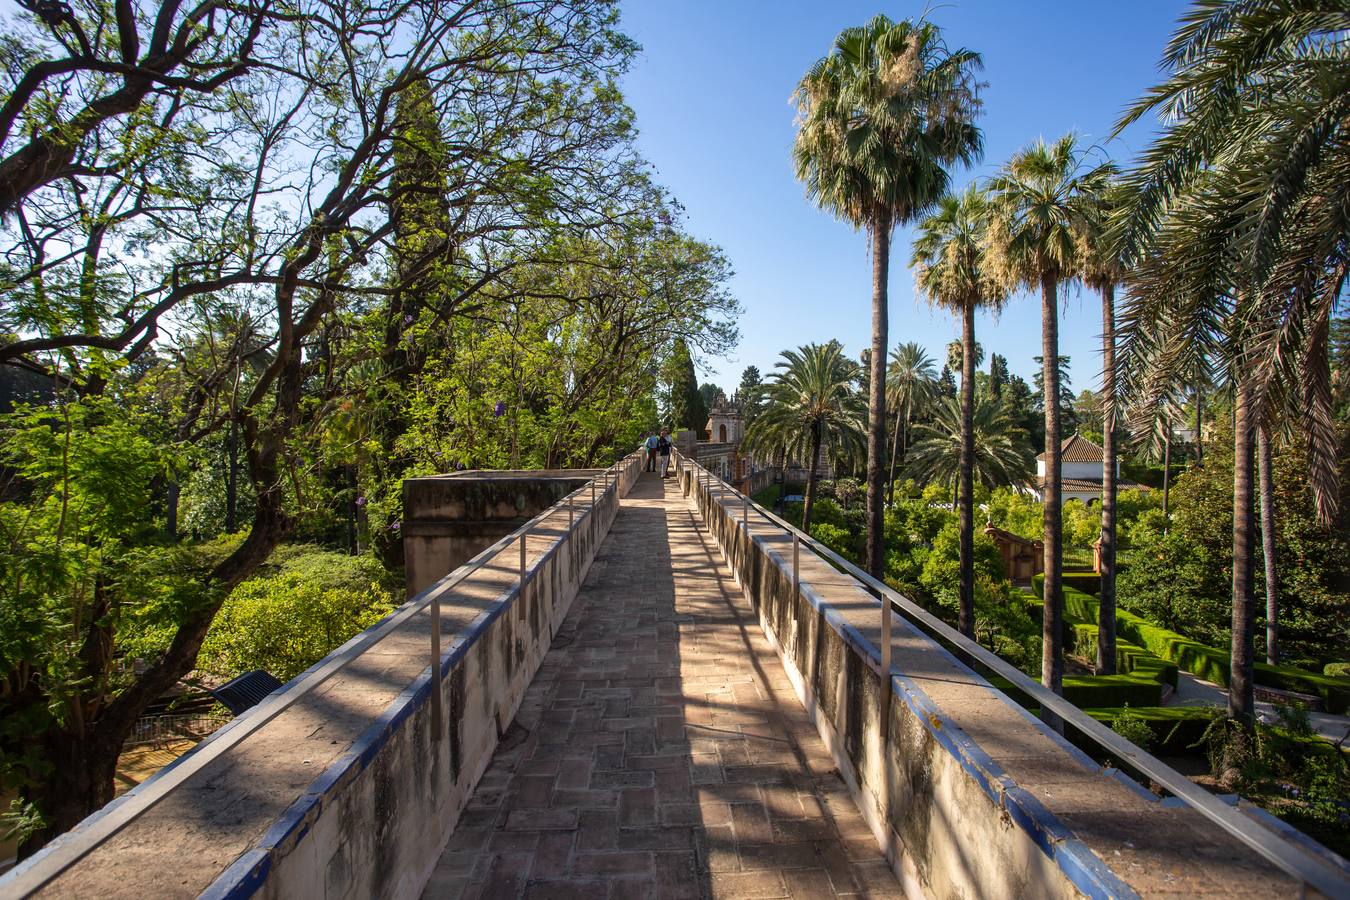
xmin=6 ymin=457 xmax=640 ymax=900
xmin=675 ymin=460 xmax=1304 ymax=899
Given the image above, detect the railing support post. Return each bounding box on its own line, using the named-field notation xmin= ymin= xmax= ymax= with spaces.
xmin=519 ymin=528 xmax=528 ymax=599
xmin=792 ymin=533 xmax=799 ymax=598
xmin=430 ymin=593 xmax=442 ymax=741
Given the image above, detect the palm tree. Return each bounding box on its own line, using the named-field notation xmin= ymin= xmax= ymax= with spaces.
xmin=912 ymin=186 xmax=1007 ymax=637
xmin=885 ymin=342 xmax=937 ymax=503
xmin=1079 ymin=177 xmax=1124 ymax=673
xmin=1114 ymin=0 xmax=1349 ymax=724
xmin=793 ymin=14 xmax=983 ymax=577
xmin=987 ymin=134 xmax=1111 ymax=702
xmin=904 ymin=394 xmax=1036 ymax=495
xmin=743 ymin=343 xmax=866 ymax=532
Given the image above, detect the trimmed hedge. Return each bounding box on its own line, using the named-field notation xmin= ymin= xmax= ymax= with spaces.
xmin=1326 ymin=663 xmax=1350 ymax=679
xmin=1063 ymin=675 xmax=1165 ymax=708
xmin=1027 ymin=581 xmax=1350 ymax=713
xmin=1031 ymin=572 xmax=1102 ymax=598
xmin=1253 ymin=663 xmax=1350 ymax=714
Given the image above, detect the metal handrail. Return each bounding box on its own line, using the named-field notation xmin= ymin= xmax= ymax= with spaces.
xmin=1 ymin=454 xmax=641 ymax=898
xmin=674 ymin=450 xmax=1348 ymax=897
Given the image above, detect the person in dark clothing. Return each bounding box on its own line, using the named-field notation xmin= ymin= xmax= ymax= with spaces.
xmin=657 ymin=429 xmax=673 ymax=478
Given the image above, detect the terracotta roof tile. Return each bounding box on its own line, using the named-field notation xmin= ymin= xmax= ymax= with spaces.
xmin=1035 ymin=434 xmax=1104 ymax=463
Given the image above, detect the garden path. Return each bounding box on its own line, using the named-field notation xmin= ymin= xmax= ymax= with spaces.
xmin=420 ymin=474 xmax=903 ymax=899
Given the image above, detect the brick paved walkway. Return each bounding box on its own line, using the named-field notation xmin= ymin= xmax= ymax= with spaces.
xmin=422 ymin=473 xmax=902 ymax=899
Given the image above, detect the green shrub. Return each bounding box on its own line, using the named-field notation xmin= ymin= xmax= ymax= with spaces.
xmin=1109 ymin=705 xmax=1156 ymax=752
xmin=199 ymin=547 xmax=398 ymax=681
xmin=809 ymin=523 xmax=855 ymax=560
xmin=1326 ymin=662 xmax=1350 ymax=678
xmin=1081 ymin=706 xmax=1215 ymax=755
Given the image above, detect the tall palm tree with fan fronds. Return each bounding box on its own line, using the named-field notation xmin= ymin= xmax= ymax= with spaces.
xmin=904 ymin=394 xmax=1036 ymax=506
xmin=743 ymin=342 xmax=866 ymax=532
xmin=1114 ymin=0 xmax=1349 ymax=724
xmin=793 ymin=14 xmax=984 ymax=577
xmin=886 ymin=342 xmax=937 ymax=503
xmin=1078 ymin=175 xmax=1125 ymax=673
xmin=987 ymin=134 xmax=1113 ymax=704
xmin=912 ymin=185 xmax=1008 ymax=637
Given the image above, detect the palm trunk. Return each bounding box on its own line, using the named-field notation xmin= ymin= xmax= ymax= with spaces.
xmin=1098 ymin=283 xmax=1118 ymax=674
xmin=1229 ymin=379 xmax=1256 ymax=724
xmin=866 ymin=220 xmax=890 ymax=578
xmin=958 ymin=301 xmax=977 ymax=638
xmin=1258 ymin=424 xmax=1279 ymax=665
xmin=1040 ymin=275 xmax=1065 ymax=708
xmin=802 ymin=423 xmax=823 ymax=532
xmin=887 ymin=396 xmax=903 ymax=505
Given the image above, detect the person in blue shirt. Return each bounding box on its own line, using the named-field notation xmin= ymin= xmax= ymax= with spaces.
xmin=644 ymin=432 xmax=660 ymax=472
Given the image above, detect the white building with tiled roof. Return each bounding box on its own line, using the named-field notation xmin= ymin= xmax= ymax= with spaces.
xmin=1031 ymin=434 xmax=1147 ymax=505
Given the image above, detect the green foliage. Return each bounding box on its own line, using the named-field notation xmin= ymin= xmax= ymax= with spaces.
xmin=744 ymin=343 xmax=865 ymax=488
xmin=904 ymin=393 xmax=1035 ymax=492
xmin=1062 ymin=500 xmax=1100 ymax=550
xmin=1119 ymin=420 xmax=1350 ymax=665
xmin=1109 ymin=705 xmax=1156 ymax=752
xmin=1326 ymin=663 xmax=1350 ymax=679
xmin=198 ymin=547 xmax=398 ymax=682
xmin=986 ymin=487 xmax=1042 ymax=540
xmin=809 ymin=523 xmax=854 ymax=560
xmin=1080 ymin=706 xmax=1213 ymax=755
xmin=664 ymin=338 xmax=707 ymax=435
xmin=918 ymin=522 xmax=1006 ymax=620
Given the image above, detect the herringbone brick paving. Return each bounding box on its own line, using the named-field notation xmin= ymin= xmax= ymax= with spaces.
xmin=421 ymin=473 xmax=902 ymax=899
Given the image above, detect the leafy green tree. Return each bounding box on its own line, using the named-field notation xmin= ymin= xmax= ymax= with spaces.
xmin=744 ymin=343 xmax=865 ymax=531
xmin=0 ymin=397 xmax=188 ymax=850
xmin=0 ymin=0 xmax=684 ymax=848
xmin=793 ymin=14 xmax=983 ymax=577
xmin=912 ymin=186 xmax=1007 ymax=636
xmin=737 ymin=366 xmax=765 ymax=426
xmin=988 ymin=353 xmax=1009 ymax=402
xmin=886 ymin=342 xmax=937 ymax=502
xmin=664 ymin=338 xmax=707 ymax=436
xmin=1120 ymin=418 xmax=1348 ymax=667
xmin=988 ymin=134 xmax=1112 ymax=703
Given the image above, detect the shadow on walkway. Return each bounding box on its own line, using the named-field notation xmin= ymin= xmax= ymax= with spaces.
xmin=421 ymin=473 xmax=902 ymax=899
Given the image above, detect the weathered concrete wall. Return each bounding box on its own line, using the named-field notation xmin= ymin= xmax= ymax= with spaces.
xmin=403 ymin=470 xmax=598 ymax=596
xmin=676 ymin=465 xmax=1118 ymax=900
xmin=199 ymin=459 xmax=642 ymax=900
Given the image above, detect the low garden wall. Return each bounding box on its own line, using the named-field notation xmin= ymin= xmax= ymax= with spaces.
xmin=231 ymin=461 xmax=641 ymax=900
xmin=676 ymin=465 xmax=1121 ymax=900
xmin=6 ymin=458 xmax=640 ymax=900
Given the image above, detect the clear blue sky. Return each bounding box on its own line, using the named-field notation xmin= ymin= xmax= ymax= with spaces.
xmin=618 ymin=0 xmax=1188 ymax=395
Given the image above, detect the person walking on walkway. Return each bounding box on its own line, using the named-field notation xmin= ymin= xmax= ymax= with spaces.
xmin=645 ymin=432 xmax=659 ymax=472
xmin=657 ymin=428 xmax=673 ymax=478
